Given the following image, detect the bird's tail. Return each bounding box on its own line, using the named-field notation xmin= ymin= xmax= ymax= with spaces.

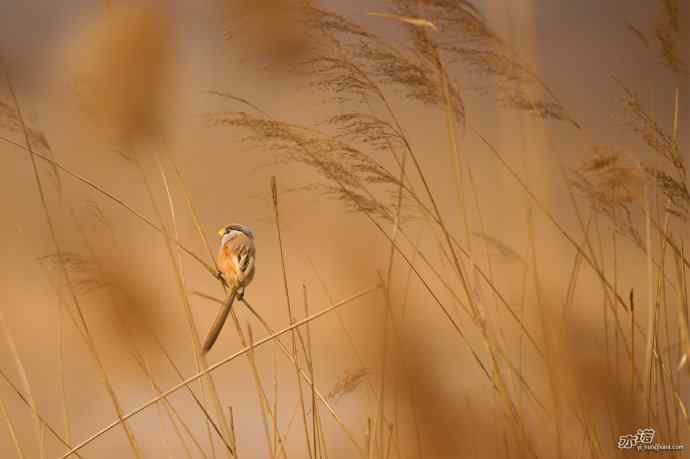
xmin=202 ymin=286 xmax=237 ymax=354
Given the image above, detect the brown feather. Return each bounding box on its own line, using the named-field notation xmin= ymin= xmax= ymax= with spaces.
xmin=216 ymin=232 xmax=255 ymax=287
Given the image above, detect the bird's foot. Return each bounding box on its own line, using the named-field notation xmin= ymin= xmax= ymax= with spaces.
xmin=215 ymin=270 xmax=228 ymax=287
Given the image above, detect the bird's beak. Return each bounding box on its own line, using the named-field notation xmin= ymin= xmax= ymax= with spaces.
xmin=217 ymin=227 xmax=226 ymax=237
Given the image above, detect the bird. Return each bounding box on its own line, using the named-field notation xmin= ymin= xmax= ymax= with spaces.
xmin=202 ymin=223 xmax=256 ymax=354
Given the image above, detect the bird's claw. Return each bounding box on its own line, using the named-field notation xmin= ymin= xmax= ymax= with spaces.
xmin=215 ymin=270 xmax=228 ymax=286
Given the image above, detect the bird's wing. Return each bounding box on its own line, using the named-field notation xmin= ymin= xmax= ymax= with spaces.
xmin=217 ymin=233 xmax=254 ymax=281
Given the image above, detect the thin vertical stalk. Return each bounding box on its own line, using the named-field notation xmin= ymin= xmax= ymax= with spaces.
xmin=139 ymin=157 xmax=233 ymax=456
xmin=0 ymin=380 xmax=25 ymax=459
xmin=3 ymin=69 xmax=142 ymax=458
xmin=271 ymin=177 xmax=314 ymax=457
xmin=246 ymin=325 xmax=279 ymax=459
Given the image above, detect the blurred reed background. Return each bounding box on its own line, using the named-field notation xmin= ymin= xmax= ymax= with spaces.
xmin=0 ymin=0 xmax=687 ymax=457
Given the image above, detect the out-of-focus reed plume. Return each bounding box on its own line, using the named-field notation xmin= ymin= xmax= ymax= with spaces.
xmin=60 ymin=3 xmax=173 ymax=149
xmin=78 ymin=200 xmax=169 ymax=347
xmin=224 ymin=0 xmax=311 ymax=68
xmin=36 ymin=243 xmax=163 ymax=349
xmin=393 ymin=330 xmax=499 ymax=458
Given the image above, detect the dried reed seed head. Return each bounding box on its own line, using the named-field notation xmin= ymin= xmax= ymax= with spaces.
xmin=581 ymin=147 xmax=619 ymax=171
xmin=617 ymin=80 xmax=684 ymax=172
xmin=302 ymin=6 xmax=374 ymax=41
xmin=393 ymin=0 xmax=569 ymax=125
xmin=646 ymin=167 xmax=690 ymax=220
xmin=300 ymin=6 xmax=465 ymax=121
xmin=37 ymin=251 xmax=105 ymax=295
xmin=328 ymin=112 xmax=404 ymax=152
xmin=327 ymin=367 xmax=369 ymax=402
xmin=0 ymin=101 xmax=52 ymax=152
xmin=625 ymin=20 xmax=650 ymax=48
xmin=574 ymin=146 xmax=645 ymax=206
xmin=83 ymin=200 xmax=111 ymax=229
xmin=655 ymin=0 xmax=682 ymax=72
xmin=207 ymin=110 xmax=405 ymax=222
xmin=499 ymin=90 xmax=574 ymax=125
xmin=393 ymin=0 xmax=488 ymax=41
xmin=473 ymin=232 xmax=526 ymax=265
xmin=62 ymin=3 xmax=173 ymax=147
xmin=570 ymin=146 xmax=647 ymax=247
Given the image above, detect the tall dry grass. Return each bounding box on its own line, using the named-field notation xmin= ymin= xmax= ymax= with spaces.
xmin=0 ymin=0 xmax=687 ymax=458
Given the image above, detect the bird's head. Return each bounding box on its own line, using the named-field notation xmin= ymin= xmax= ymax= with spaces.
xmin=217 ymin=223 xmax=255 ymax=240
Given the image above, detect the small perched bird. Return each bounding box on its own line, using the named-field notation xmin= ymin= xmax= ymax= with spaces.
xmin=202 ymin=223 xmax=256 ymax=354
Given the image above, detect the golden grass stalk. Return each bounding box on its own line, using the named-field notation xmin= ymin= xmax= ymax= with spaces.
xmin=139 ymin=356 xmax=190 ymax=459
xmin=211 ymin=107 xmax=496 ymax=386
xmin=211 ymin=19 xmax=636 ymax=452
xmin=197 ymin=286 xmax=360 ymax=457
xmin=214 ymin=279 xmax=283 ymax=457
xmin=246 ymin=325 xmax=278 ymax=459
xmin=0 ymin=392 xmax=24 ymax=459
xmin=308 ymin=260 xmax=378 ymax=406
xmin=0 ymin=308 xmax=43 ymax=458
xmin=139 ymin=157 xmax=234 ymax=457
xmin=295 ymin=291 xmax=317 ymax=459
xmin=4 ymin=2 xmax=687 ymax=455
xmin=271 ymin=349 xmax=279 ymax=458
xmin=0 ymin=135 xmax=218 ymax=277
xmin=77 ymin=194 xmax=235 ymax=456
xmin=677 ymin=244 xmax=690 ymax=379
xmin=0 ymin=366 xmax=83 ymax=458
xmin=374 ymin=271 xmax=391 ymax=459
xmin=271 ymin=177 xmax=315 ymax=457
xmin=227 ymin=407 xmax=238 ymax=459
xmin=59 ymin=284 xmax=379 ymax=458
xmin=237 ymin=296 xmax=370 ymax=457
xmin=300 ymin=286 xmax=321 ymax=459
xmin=41 ymin=256 xmax=210 ymax=458
xmin=152 ymin=154 xmax=224 ymax=456
xmin=367 ymin=12 xmax=438 ymax=31
xmin=4 ymin=68 xmax=145 ymax=458
xmin=152 ymin=153 xmax=227 ymax=456
xmin=153 ymin=335 xmax=232 ymax=458
xmin=208 ymin=102 xmax=545 ymax=362
xmin=563 ymin=163 xmax=650 ymax=393
xmin=158 ymin=153 xmax=289 ymax=459
xmin=479 ymin=125 xmax=635 ymax=315
xmin=54 ymin=168 xmax=210 ymax=457
xmin=157 ymin=142 xmax=299 ymax=459
xmin=213 ymin=97 xmax=532 ymax=352
xmin=56 ymin=293 xmax=72 ymax=446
